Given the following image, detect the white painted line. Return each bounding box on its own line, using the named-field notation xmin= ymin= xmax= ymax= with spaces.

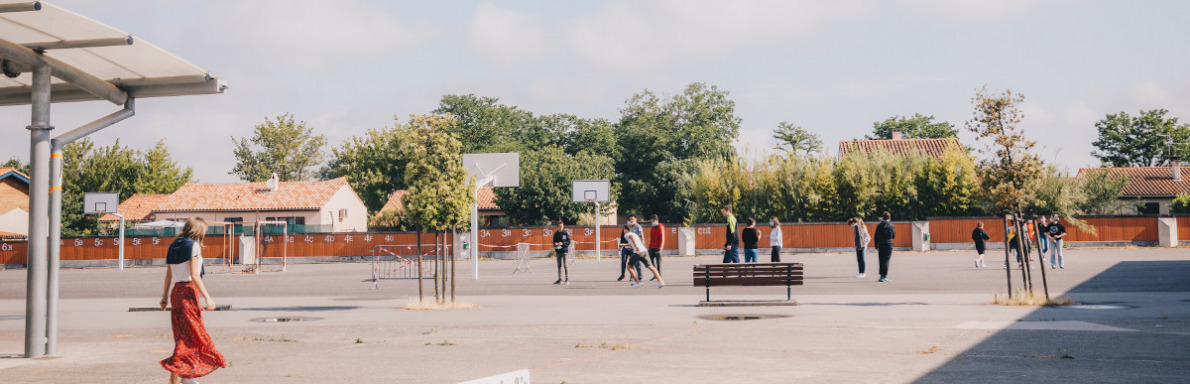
xmin=459 ymin=369 xmax=530 ymax=384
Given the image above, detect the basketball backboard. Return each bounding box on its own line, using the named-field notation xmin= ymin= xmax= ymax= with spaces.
xmin=463 ymin=153 xmax=519 ymax=187
xmin=83 ymin=192 xmax=118 ymax=214
xmin=572 ymin=180 xmax=610 ymax=202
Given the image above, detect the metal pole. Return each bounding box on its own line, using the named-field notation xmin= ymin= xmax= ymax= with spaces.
xmin=1031 ymin=219 xmax=1051 ymax=301
xmin=46 ymin=141 xmax=61 ymax=356
xmin=25 ymin=64 xmax=52 ymax=358
xmin=471 ymin=187 xmax=479 ymax=280
xmin=450 ymin=226 xmax=456 ymax=303
xmin=1014 ymin=216 xmax=1031 ymax=294
xmin=1001 ymin=216 xmax=1013 ymax=299
xmin=116 ymin=213 xmax=125 ymax=270
xmin=417 ymin=229 xmax=423 ymax=302
xmin=595 ymin=201 xmax=601 ymax=261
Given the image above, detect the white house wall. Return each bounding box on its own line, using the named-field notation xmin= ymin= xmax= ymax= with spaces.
xmin=0 ymin=208 xmax=28 ymax=235
xmin=321 ymin=186 xmax=368 ymax=232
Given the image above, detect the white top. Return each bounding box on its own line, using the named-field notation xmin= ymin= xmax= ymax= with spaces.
xmin=624 ymin=232 xmax=647 ymax=254
xmin=170 ymin=242 xmax=202 ymax=283
xmin=769 ymin=225 xmax=783 ymax=246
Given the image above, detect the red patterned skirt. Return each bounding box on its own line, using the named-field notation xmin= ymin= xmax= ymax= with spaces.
xmin=160 ymin=281 xmax=227 ymax=378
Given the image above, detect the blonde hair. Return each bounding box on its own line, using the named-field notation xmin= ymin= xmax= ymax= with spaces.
xmin=179 ymin=217 xmax=207 ymax=246
xmin=853 ymin=218 xmax=868 ymax=233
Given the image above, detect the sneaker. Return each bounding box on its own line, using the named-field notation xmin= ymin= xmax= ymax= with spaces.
xmin=563 ymin=279 xmax=569 ymax=285
xmin=656 ymin=282 xmax=665 ymax=288
xmin=649 ymin=276 xmax=657 ymax=281
xmin=877 ymin=277 xmax=889 ymax=282
xmin=974 ymin=260 xmax=979 ymax=268
xmin=980 ymin=261 xmax=986 ymax=268
xmin=181 ymin=378 xmax=199 ymax=384
xmin=630 ymin=283 xmax=642 ymax=288
xmin=854 ymin=273 xmax=866 ymax=278
xmin=553 ymin=279 xmax=561 ymax=285
xmin=617 ymin=275 xmax=625 ymax=282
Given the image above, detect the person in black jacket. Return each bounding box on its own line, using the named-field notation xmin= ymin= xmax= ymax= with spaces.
xmin=972 ymin=221 xmax=990 ymax=268
xmin=721 ymin=205 xmax=740 ymax=263
xmin=874 ymin=211 xmax=896 ymax=282
xmin=552 ymin=221 xmax=571 ymax=285
xmin=741 ymin=218 xmax=760 ymax=263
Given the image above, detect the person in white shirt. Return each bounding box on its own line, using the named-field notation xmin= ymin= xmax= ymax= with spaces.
xmin=769 ymin=216 xmax=783 ymax=262
xmin=159 ymin=217 xmax=225 ymax=384
xmin=621 ymin=224 xmax=665 ymax=288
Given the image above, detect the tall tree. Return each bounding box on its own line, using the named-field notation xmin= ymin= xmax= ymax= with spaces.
xmin=867 ymin=113 xmax=958 ymax=140
xmin=399 ymin=114 xmax=475 ymax=232
xmin=493 ymin=146 xmax=615 ymax=225
xmin=615 ymin=82 xmax=741 ymax=221
xmin=230 ymin=113 xmax=327 ymax=182
xmin=966 ymin=86 xmax=1042 ymax=215
xmin=2 ymin=157 xmax=28 ymax=174
xmin=134 ymin=140 xmax=193 ymax=195
xmin=772 ymin=122 xmax=823 ymax=156
xmin=323 ymin=125 xmax=409 ymax=214
xmin=1074 ymin=168 xmax=1130 ymax=215
xmin=432 ymin=94 xmax=542 ymax=154
xmin=1091 ymin=109 xmax=1190 ymax=167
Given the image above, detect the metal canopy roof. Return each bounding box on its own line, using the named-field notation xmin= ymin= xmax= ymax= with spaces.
xmin=0 ymin=1 xmax=226 ymax=106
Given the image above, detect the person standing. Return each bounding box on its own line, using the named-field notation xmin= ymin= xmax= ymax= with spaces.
xmin=768 ymin=216 xmax=783 ymax=262
xmin=741 ymin=218 xmax=760 ymax=263
xmin=159 ymin=217 xmax=226 ymax=384
xmin=1048 ymin=214 xmax=1067 ymax=269
xmin=972 ymin=221 xmax=990 ymax=268
xmin=1037 ymin=215 xmax=1050 ymax=255
xmin=848 ymin=218 xmax=871 ymax=277
xmin=622 ymin=224 xmax=665 ymax=288
xmin=721 ymin=205 xmax=740 ymax=263
xmin=552 ymin=220 xmax=571 ymax=285
xmin=647 ymin=214 xmax=665 ymax=280
xmin=874 ymin=211 xmax=896 ymax=282
xmin=1007 ymin=224 xmax=1023 ymax=269
xmin=617 ymin=215 xmax=644 ymax=281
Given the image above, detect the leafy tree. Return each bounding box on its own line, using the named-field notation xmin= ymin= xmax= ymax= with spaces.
xmin=1091 ymin=109 xmax=1190 ymax=167
xmin=493 ymin=146 xmax=615 ymax=225
xmin=432 ymin=94 xmax=542 ymax=153
xmin=323 ymin=125 xmax=409 ymax=214
xmin=867 ymin=113 xmax=958 ymax=140
xmin=399 ymin=114 xmax=475 ymax=232
xmin=230 ymin=113 xmax=327 ymax=182
xmin=966 ymin=86 xmax=1043 ymax=215
xmin=134 ymin=140 xmax=193 ymax=195
xmin=772 ymin=122 xmax=823 ymax=156
xmin=2 ymin=157 xmax=28 ymax=174
xmin=615 ymin=83 xmax=741 ymax=221
xmin=914 ymin=148 xmax=979 ymax=218
xmin=1171 ymin=194 xmax=1190 ymax=214
xmin=1026 ymin=166 xmax=1081 ymax=217
xmin=1074 ymin=168 xmax=1131 ymax=215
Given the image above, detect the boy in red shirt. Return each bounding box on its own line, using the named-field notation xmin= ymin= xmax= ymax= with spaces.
xmin=647 ymin=214 xmax=665 ymax=280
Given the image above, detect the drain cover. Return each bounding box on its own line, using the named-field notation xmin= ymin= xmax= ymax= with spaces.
xmin=249 ymin=316 xmax=323 ymax=323
xmin=1064 ymin=305 xmax=1131 ymax=310
xmin=700 ymin=314 xmax=790 ymax=321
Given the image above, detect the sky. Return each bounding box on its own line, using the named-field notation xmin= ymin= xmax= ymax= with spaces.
xmin=1 ymin=0 xmax=1188 ymax=183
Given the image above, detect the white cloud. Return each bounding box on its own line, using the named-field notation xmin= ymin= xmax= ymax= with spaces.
xmin=466 ymin=3 xmax=547 ymax=66
xmin=902 ymin=0 xmax=1039 ymax=20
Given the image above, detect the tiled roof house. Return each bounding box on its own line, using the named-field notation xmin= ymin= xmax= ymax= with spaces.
xmin=0 ymin=167 xmax=30 ymax=237
xmin=838 ymin=132 xmax=963 ymax=159
xmin=372 ymin=186 xmax=503 ymax=227
xmin=1076 ymin=165 xmax=1189 ymax=214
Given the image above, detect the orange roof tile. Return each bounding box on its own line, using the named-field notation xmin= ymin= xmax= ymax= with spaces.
xmin=154 ymin=177 xmax=350 ymax=213
xmin=376 ymin=186 xmax=499 ymax=215
xmin=99 ymin=193 xmax=170 ymax=221
xmin=1077 ymin=167 xmax=1190 ymax=197
xmin=838 ymin=137 xmax=962 ymax=159
xmin=0 ymin=230 xmax=25 ymax=238
xmin=0 ymin=167 xmax=29 ymax=184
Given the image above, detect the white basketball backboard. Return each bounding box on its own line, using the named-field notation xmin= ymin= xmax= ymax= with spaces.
xmin=463 ymin=153 xmax=520 ymax=187
xmin=83 ymin=192 xmax=119 ymax=214
xmin=572 ymin=180 xmax=610 ymax=202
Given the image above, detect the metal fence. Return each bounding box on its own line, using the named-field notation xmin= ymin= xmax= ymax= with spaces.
xmin=370 ymin=244 xmax=446 ymax=288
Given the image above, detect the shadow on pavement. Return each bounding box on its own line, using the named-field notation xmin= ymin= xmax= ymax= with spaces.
xmin=912 ymin=261 xmax=1190 ymax=384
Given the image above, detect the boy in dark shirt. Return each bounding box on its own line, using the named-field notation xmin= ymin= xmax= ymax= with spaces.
xmin=972 ymin=222 xmax=990 ymax=268
xmin=874 ymin=211 xmax=896 ymax=282
xmin=741 ymin=218 xmax=760 ymax=263
xmin=552 ymin=221 xmax=571 ymax=285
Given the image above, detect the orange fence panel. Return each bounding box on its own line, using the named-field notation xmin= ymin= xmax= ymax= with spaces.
xmin=1063 ymin=217 xmax=1158 ymax=242
xmin=928 ymin=218 xmax=1005 ymax=243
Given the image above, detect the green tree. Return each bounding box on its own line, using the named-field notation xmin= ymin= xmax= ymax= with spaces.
xmin=1075 ymin=168 xmax=1131 ymax=215
xmin=966 ymin=86 xmax=1043 ymax=215
xmin=772 ymin=122 xmax=823 ymax=156
xmin=493 ymin=146 xmax=615 ymax=225
xmin=914 ymin=148 xmax=979 ymax=218
xmin=1091 ymin=109 xmax=1190 ymax=167
xmin=1171 ymin=194 xmax=1190 ymax=214
xmin=432 ymin=94 xmax=542 ymax=153
xmin=134 ymin=140 xmax=193 ymax=195
xmin=399 ymin=114 xmax=475 ymax=232
xmin=230 ymin=113 xmax=327 ymax=182
xmin=323 ymin=125 xmax=409 ymax=214
xmin=615 ymin=83 xmax=742 ymax=221
xmin=867 ymin=113 xmax=958 ymax=140
xmin=2 ymin=157 xmax=28 ymax=174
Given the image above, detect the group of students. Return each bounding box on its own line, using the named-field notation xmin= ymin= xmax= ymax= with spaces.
xmin=719 ymin=205 xmax=784 ymax=264
xmin=846 ymin=212 xmax=898 ymax=282
xmin=550 ymin=214 xmax=667 ymax=288
xmin=971 ymin=214 xmax=1067 ymax=270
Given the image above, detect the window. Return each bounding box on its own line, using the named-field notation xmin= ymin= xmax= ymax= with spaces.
xmin=224 ymin=217 xmax=243 ymax=223
xmin=1138 ymin=202 xmax=1161 ymax=215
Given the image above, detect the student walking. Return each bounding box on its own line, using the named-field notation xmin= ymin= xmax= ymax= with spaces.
xmin=972 ymin=221 xmax=990 ymax=268
xmin=617 ymin=215 xmax=644 ymax=281
xmin=622 ymin=224 xmax=665 ymax=288
xmin=159 ymin=217 xmax=226 ymax=384
xmin=1007 ymin=225 xmax=1023 ymax=269
xmin=552 ymin=220 xmax=571 ymax=285
xmin=874 ymin=212 xmax=896 ymax=282
xmin=721 ymin=205 xmax=740 ymax=263
xmin=769 ymin=216 xmax=783 ymax=262
xmin=647 ymin=214 xmax=665 ymax=280
xmin=847 ymin=218 xmax=871 ymax=277
xmin=1048 ymin=214 xmax=1067 ymax=269
xmin=741 ymin=218 xmax=760 ymax=263
xmin=1037 ymin=216 xmax=1050 ymax=255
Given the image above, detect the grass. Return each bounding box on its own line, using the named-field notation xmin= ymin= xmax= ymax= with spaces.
xmin=355 ymin=337 xmax=364 ymax=344
xmin=403 ymin=298 xmax=480 ymax=310
xmin=425 ymin=339 xmax=455 ymax=346
xmin=600 ymin=341 xmax=631 ymax=351
xmin=422 ymin=328 xmax=437 ymax=335
xmin=918 ymin=346 xmax=938 ymax=355
xmin=992 ymin=290 xmax=1077 ymax=306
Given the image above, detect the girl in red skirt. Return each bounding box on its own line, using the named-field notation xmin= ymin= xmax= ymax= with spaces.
xmin=159 ymin=217 xmax=226 ymax=384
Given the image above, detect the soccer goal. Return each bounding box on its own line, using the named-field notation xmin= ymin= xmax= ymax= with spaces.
xmin=253 ymin=220 xmax=289 ymax=273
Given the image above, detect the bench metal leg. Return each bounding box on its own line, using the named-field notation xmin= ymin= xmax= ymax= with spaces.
xmin=705 ymin=267 xmax=711 ymax=302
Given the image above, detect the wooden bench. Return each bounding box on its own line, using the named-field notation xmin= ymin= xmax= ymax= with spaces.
xmin=693 ymin=263 xmax=804 ymax=304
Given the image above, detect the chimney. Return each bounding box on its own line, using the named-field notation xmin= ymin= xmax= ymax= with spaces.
xmin=891 ymin=131 xmax=903 ymax=140
xmin=1174 ymin=160 xmax=1182 ymax=182
xmin=266 ymin=172 xmax=279 ymax=192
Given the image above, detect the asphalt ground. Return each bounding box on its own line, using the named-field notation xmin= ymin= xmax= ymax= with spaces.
xmin=0 ymin=247 xmax=1187 ymax=383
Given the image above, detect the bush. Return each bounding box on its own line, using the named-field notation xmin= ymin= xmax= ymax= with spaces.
xmin=1172 ymin=194 xmax=1190 ymax=214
